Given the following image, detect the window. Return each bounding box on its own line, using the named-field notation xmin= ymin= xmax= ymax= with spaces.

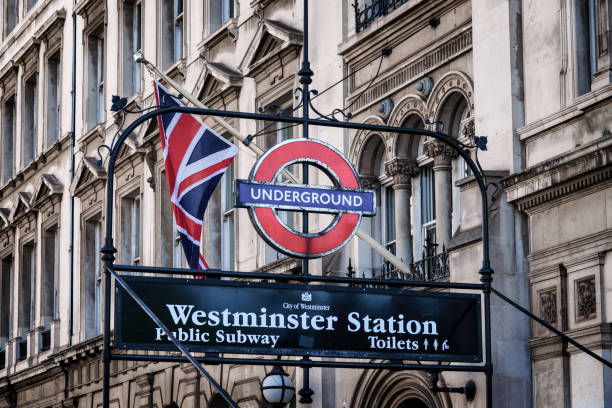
xmin=161 ymin=0 xmax=183 ymax=70
xmin=420 ymin=165 xmax=436 ymax=249
xmin=23 ymin=75 xmax=38 ymax=165
xmin=0 ymin=256 xmax=13 ymax=346
xmin=87 ymin=28 xmax=104 ymax=129
xmin=160 ymin=170 xmax=183 ymax=268
xmin=209 ymin=394 xmax=231 ymax=408
xmin=2 ymin=97 xmax=15 ymax=184
xmin=574 ymin=0 xmax=598 ymax=96
xmin=5 ymin=0 xmax=18 ymax=35
xmin=383 ymin=185 xmax=395 ymax=254
xmin=84 ymin=217 xmax=102 ymax=338
xmin=209 ymin=0 xmax=234 ymax=33
xmin=19 ymin=242 xmax=35 ymax=338
xmin=26 ymin=0 xmax=37 ymax=11
xmin=123 ymin=0 xmax=142 ymax=96
xmin=221 ymin=161 xmax=235 ymax=270
xmin=46 ymin=51 xmax=61 ymax=146
xmin=121 ymin=192 xmax=141 ymax=265
xmin=262 ymin=112 xmax=295 ymax=264
xmin=42 ymin=227 xmax=58 ymax=326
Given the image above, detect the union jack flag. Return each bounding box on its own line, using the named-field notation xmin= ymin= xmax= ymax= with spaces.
xmin=153 ymin=81 xmax=238 ymax=270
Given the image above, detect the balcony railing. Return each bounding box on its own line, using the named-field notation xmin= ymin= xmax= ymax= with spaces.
xmin=353 ymin=0 xmax=409 ymax=32
xmin=376 ymin=246 xmax=449 ymax=282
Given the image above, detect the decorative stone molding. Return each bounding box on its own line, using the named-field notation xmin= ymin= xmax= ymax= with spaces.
xmin=349 ymin=115 xmax=388 ymax=167
xmin=386 ymin=94 xmax=427 ymax=158
xmin=384 ymin=159 xmax=418 ymax=188
xmin=576 ymin=276 xmax=596 ymax=322
xmin=240 ymin=19 xmax=303 ymax=78
xmin=424 ymin=140 xmax=456 ymax=167
xmin=461 ymin=117 xmax=475 ymax=144
xmin=538 ymin=288 xmax=557 ymax=326
xmin=359 ymin=176 xmax=379 ymax=190
xmin=427 ymin=71 xmax=474 ymax=121
xmin=503 ymin=138 xmax=612 ymax=212
xmin=344 ymin=30 xmax=472 ymax=116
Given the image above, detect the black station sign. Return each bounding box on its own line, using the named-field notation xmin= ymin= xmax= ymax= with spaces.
xmin=115 ymin=277 xmax=482 ymax=363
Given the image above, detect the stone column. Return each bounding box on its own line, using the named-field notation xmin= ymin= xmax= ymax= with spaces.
xmin=426 ymin=141 xmax=455 ymax=250
xmin=384 ymin=159 xmax=418 ymax=265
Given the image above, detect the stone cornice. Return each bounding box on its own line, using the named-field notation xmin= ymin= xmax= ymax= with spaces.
xmin=528 ymin=229 xmax=612 ymax=271
xmin=502 ymin=136 xmax=612 ymax=212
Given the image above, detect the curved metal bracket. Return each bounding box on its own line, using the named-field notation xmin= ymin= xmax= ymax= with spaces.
xmin=430 ymin=371 xmax=476 ymax=401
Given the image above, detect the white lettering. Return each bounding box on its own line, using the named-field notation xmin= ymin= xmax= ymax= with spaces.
xmin=348 ymin=312 xmax=361 ymax=332
xmin=192 ymin=310 xmax=206 ymax=325
xmin=407 ymin=320 xmax=421 ymax=335
xmin=166 ymin=304 xmax=194 ymax=325
xmin=422 ymin=321 xmax=438 ymax=335
xmin=208 ymin=310 xmax=220 ymax=326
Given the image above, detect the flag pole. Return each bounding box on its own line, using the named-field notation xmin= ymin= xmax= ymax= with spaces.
xmin=135 ymin=54 xmax=268 ymax=153
xmin=135 ymin=55 xmax=412 ymax=276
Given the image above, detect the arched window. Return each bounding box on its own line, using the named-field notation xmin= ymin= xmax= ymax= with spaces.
xmin=437 ymin=92 xmax=471 ymax=235
xmin=398 ymin=398 xmax=431 ymax=408
xmin=356 ymin=133 xmax=388 ymax=277
xmin=209 ymin=394 xmax=230 ymax=408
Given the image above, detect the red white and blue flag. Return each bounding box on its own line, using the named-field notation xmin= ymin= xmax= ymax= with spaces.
xmin=153 ymin=80 xmax=238 ymax=270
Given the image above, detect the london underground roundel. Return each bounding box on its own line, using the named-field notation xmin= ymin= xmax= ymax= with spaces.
xmin=236 ymin=138 xmax=376 ymax=258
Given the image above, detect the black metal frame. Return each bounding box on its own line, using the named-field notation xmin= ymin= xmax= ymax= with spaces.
xmin=98 ymin=1 xmax=612 ymax=407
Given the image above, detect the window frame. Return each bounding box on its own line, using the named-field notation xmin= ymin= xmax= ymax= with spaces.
xmin=207 ymin=0 xmax=235 ymax=35
xmin=84 ymin=22 xmax=106 ymax=131
xmin=160 ymin=0 xmax=184 ymax=70
xmin=41 ymin=222 xmax=59 ymax=328
xmin=22 ymin=72 xmax=38 ymax=167
xmin=18 ymin=238 xmax=36 ymax=339
xmin=5 ymin=0 xmax=19 ymax=37
xmin=1 ymin=94 xmax=16 ymax=185
xmin=221 ymin=158 xmax=235 ymax=270
xmin=122 ymin=0 xmax=143 ymax=97
xmin=119 ymin=189 xmax=142 ymax=266
xmin=0 ymin=253 xmax=14 ymax=348
xmin=45 ymin=48 xmax=62 ymax=147
xmin=258 ymin=94 xmax=298 ymax=264
xmin=82 ymin=211 xmax=103 ymax=340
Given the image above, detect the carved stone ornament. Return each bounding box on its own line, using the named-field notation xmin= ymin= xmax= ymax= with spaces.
xmin=384 ymin=159 xmax=419 ymax=189
xmin=576 ymin=276 xmax=596 ymax=321
xmin=461 ymin=117 xmax=475 ymax=143
xmin=538 ymin=288 xmax=557 ymax=326
xmin=424 ymin=140 xmax=456 ymax=167
xmin=359 ymin=176 xmax=379 ymax=190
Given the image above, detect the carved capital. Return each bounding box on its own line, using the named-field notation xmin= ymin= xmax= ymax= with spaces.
xmin=384 ymin=159 xmax=418 ymax=189
xmin=359 ymin=176 xmax=379 ymax=190
xmin=425 ymin=140 xmax=456 ymax=167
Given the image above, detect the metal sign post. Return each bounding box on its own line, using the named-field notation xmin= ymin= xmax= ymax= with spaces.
xmin=101 ymin=101 xmax=494 ymax=408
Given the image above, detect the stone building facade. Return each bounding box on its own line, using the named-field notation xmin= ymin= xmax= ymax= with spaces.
xmin=0 ymin=0 xmax=609 ymax=407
